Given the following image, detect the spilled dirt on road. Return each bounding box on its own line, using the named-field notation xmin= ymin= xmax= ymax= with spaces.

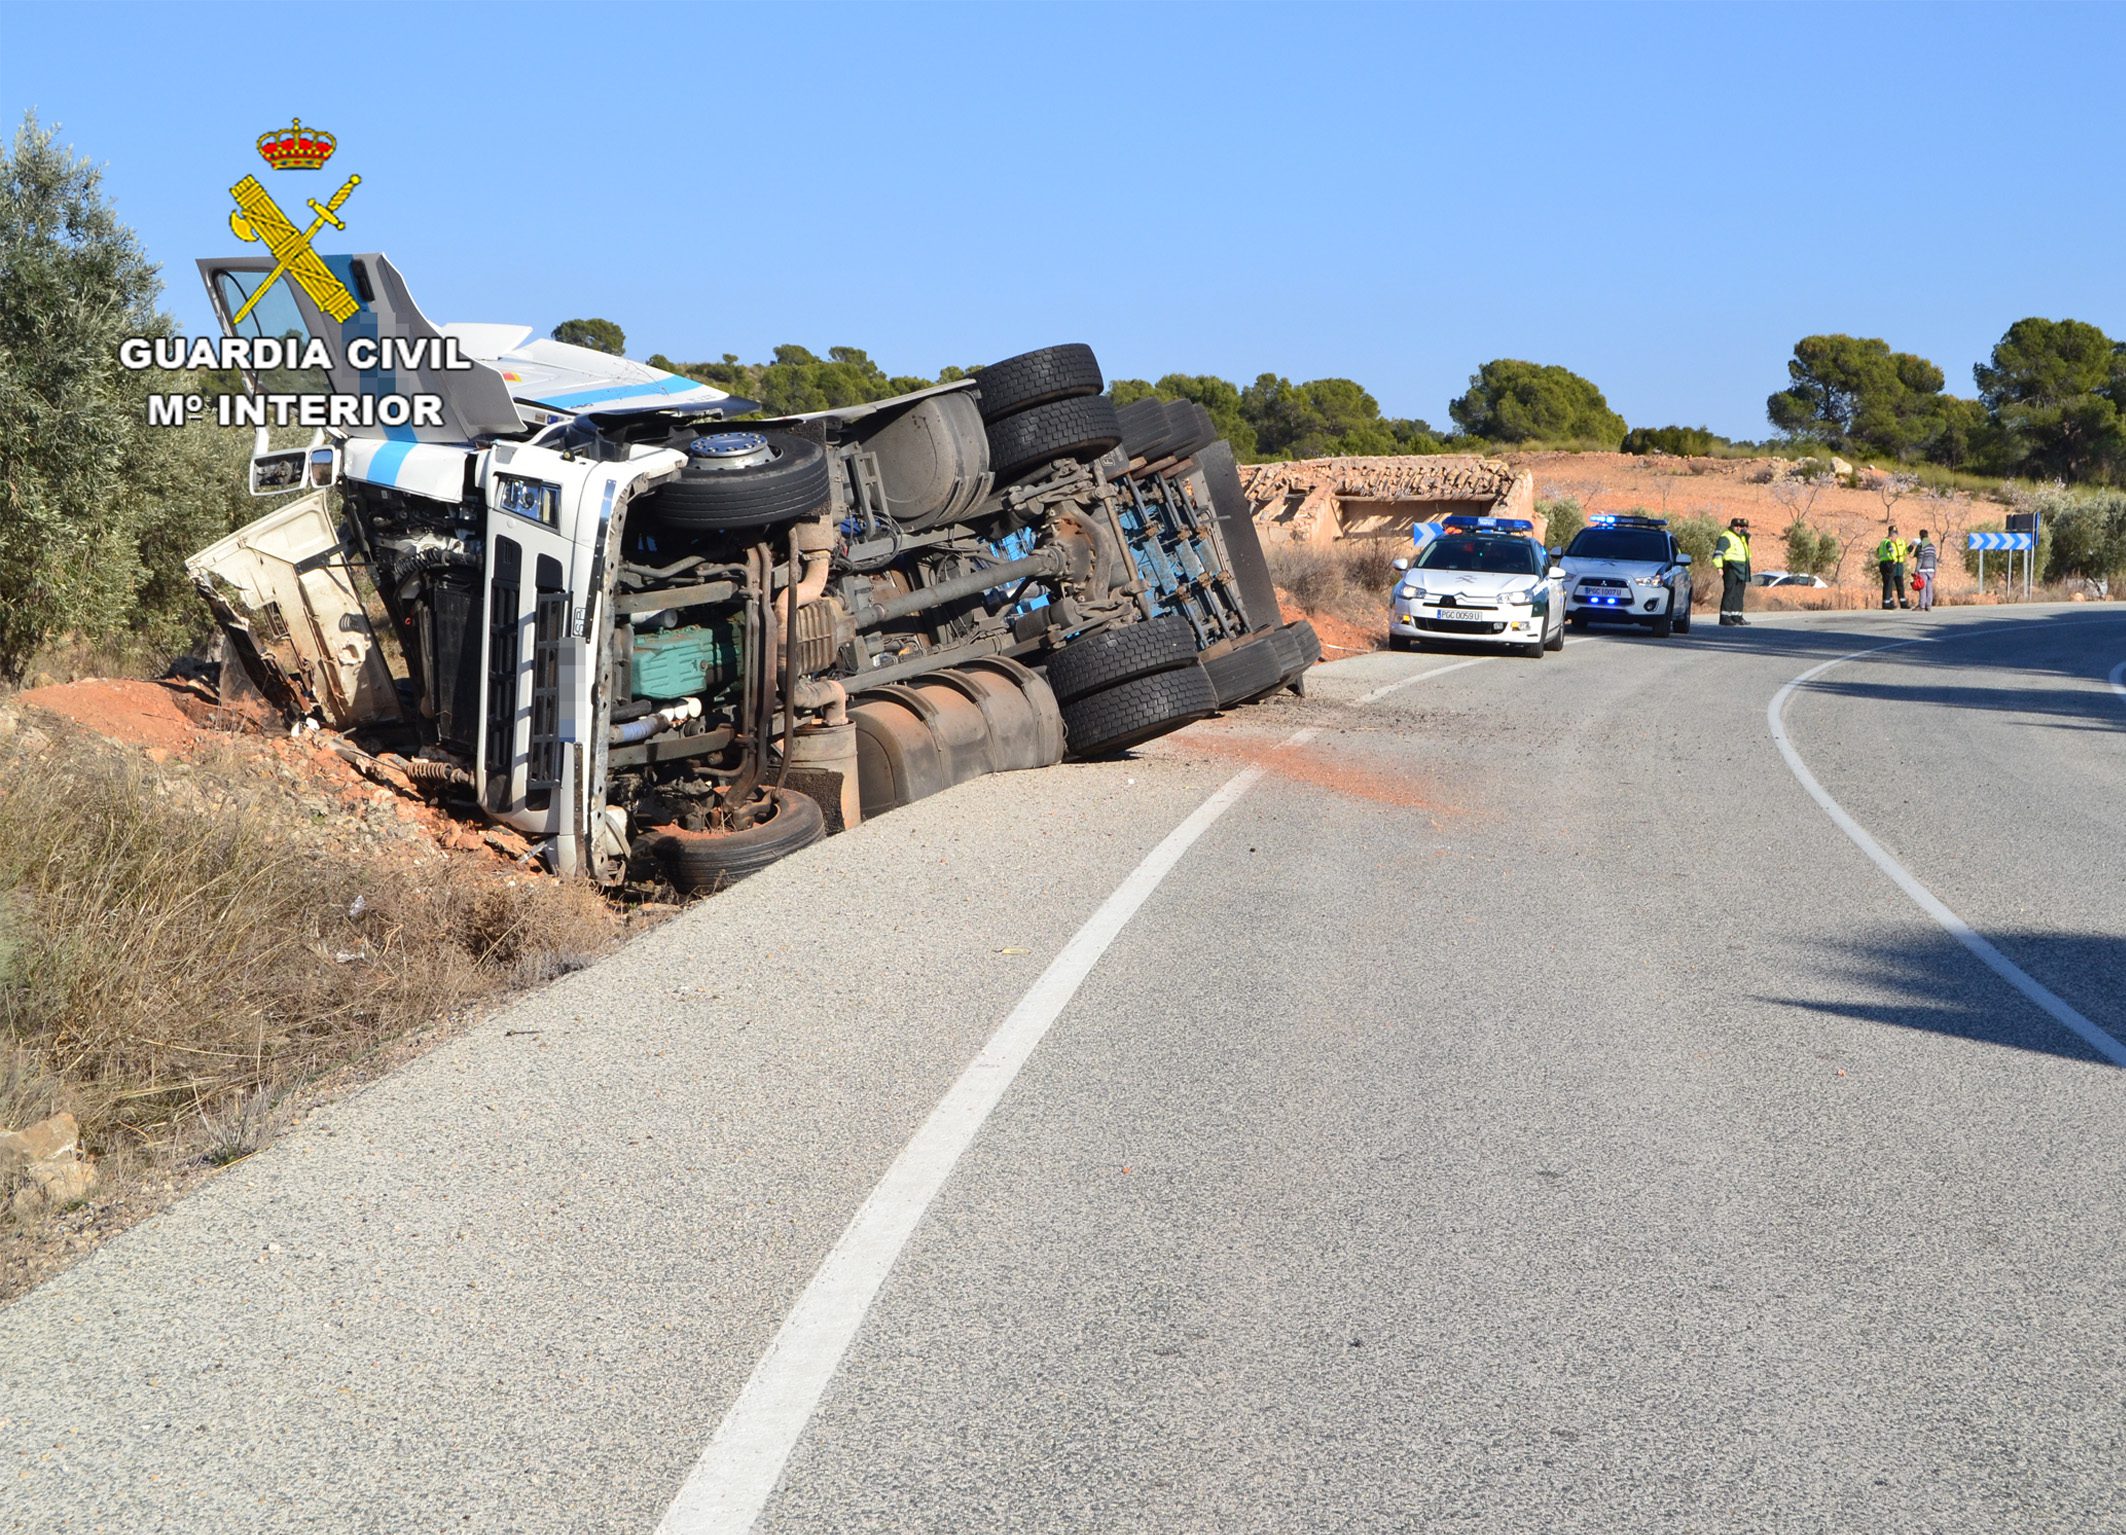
xmin=1150 ymin=718 xmax=1474 ymax=825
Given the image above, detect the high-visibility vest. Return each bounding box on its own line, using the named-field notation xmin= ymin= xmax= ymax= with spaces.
xmin=1715 ymin=529 xmax=1749 ymax=567
xmin=1877 ymin=538 xmax=1909 ymax=564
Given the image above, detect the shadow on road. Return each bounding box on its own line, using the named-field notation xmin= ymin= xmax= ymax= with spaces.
xmin=1644 ymin=608 xmax=2126 ymax=733
xmin=1797 ymin=674 xmax=2126 ymax=733
xmin=1678 ymin=605 xmax=2126 ymax=662
xmin=1757 ymin=927 xmax=2126 ymax=1068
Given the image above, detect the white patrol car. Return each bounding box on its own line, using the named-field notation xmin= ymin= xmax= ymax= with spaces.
xmin=1387 ymin=517 xmax=1565 ymax=659
xmin=1559 ymin=514 xmax=1694 ymax=637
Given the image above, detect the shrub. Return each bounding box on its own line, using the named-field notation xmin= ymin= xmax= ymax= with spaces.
xmin=1783 ymin=522 xmax=1840 ymax=577
xmin=1622 ymin=424 xmax=1729 ymax=457
xmin=1669 ymin=515 xmax=1723 ymax=571
xmin=1536 ymin=497 xmax=1584 ymax=552
xmin=2037 ymin=488 xmax=2126 ymax=585
xmin=1262 ymin=539 xmax=1400 ymax=638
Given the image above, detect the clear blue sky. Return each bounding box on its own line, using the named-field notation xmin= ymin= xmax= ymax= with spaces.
xmin=5 ymin=0 xmax=2120 ymax=439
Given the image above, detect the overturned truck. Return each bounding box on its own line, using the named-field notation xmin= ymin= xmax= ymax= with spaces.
xmin=188 ymin=253 xmax=1317 ymax=889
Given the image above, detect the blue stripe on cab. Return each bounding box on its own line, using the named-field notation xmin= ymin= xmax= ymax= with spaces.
xmin=531 ymin=376 xmax=712 ymax=410
xmin=367 ymin=440 xmax=416 ymax=486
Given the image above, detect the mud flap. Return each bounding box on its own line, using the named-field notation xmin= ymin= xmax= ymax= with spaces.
xmin=184 ymin=491 xmax=400 ymax=729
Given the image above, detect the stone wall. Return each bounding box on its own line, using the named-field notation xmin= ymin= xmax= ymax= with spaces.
xmin=1241 ymin=455 xmax=1537 ymax=544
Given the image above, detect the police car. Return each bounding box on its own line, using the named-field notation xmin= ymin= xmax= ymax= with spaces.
xmin=1559 ymin=514 xmax=1694 ymax=637
xmin=1387 ymin=516 xmax=1565 ymax=658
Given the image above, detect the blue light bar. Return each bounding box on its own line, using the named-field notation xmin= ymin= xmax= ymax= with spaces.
xmin=1441 ymin=515 xmax=1535 ymax=533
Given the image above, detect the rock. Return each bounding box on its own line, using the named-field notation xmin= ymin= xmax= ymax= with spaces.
xmin=25 ymin=1154 xmax=94 ymax=1207
xmin=0 ymin=1111 xmax=79 ymax=1171
xmin=2 ymin=1111 xmax=96 ymax=1216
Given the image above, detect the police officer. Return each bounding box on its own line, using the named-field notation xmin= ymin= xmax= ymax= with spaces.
xmin=1714 ymin=517 xmax=1751 ymax=626
xmin=1876 ymin=526 xmax=1911 ymax=609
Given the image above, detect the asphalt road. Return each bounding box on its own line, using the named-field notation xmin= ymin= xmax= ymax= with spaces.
xmin=5 ymin=603 xmax=2123 ymax=1534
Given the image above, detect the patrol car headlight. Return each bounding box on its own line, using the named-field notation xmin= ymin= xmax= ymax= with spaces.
xmin=1396 ymin=583 xmax=1421 ymax=601
xmin=1632 ymin=575 xmax=1667 ymax=587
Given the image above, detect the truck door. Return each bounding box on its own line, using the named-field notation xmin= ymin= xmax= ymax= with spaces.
xmin=197 ymin=251 xmax=524 ymax=444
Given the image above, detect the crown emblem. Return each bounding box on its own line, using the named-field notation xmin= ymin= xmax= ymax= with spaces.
xmin=256 ymin=118 xmax=335 ymax=172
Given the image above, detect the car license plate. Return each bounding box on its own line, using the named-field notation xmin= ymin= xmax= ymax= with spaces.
xmin=1430 ymin=608 xmax=1493 ymax=623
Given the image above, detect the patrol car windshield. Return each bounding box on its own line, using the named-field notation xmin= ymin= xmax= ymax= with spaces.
xmin=1567 ymin=528 xmax=1671 ymax=562
xmin=1415 ymin=536 xmax=1543 ymax=574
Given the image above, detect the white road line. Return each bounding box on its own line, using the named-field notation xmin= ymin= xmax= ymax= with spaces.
xmin=1769 ymin=637 xmax=2126 ymax=1068
xmin=654 ymin=655 xmax=1481 ymax=1534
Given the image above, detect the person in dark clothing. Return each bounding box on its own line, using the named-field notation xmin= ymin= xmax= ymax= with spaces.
xmin=1714 ymin=518 xmax=1751 ymax=626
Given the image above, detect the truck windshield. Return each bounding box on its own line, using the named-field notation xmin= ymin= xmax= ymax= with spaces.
xmin=1416 ymin=537 xmax=1542 ymax=574
xmin=1567 ymin=529 xmax=1671 ymax=562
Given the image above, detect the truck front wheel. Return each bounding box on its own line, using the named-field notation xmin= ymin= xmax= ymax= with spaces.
xmin=640 ymin=787 xmax=826 ymax=892
xmin=643 ymin=430 xmax=832 ymax=531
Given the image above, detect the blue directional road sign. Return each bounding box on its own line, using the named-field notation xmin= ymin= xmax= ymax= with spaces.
xmin=1967 ymin=531 xmax=2035 ymax=551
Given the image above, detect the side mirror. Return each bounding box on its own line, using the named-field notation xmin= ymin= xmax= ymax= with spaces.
xmin=1391 ymin=557 xmax=1410 ymax=572
xmin=249 ymin=445 xmax=340 ymax=496
xmin=1675 ymin=552 xmax=1693 ymax=565
xmin=1548 ymin=565 xmax=1565 ymax=579
xmin=1547 ymin=546 xmax=1562 ymax=562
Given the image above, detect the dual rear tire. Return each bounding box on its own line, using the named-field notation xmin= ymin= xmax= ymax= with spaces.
xmin=981 ymin=345 xmax=1120 ymax=482
xmin=1202 ymin=631 xmax=1286 ymax=707
xmin=1061 ymin=664 xmax=1218 ymax=758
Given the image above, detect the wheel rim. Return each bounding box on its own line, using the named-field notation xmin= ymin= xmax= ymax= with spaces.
xmin=684 ymin=431 xmax=776 ymax=471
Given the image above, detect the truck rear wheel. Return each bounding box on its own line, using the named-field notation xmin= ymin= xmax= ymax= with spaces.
xmin=1270 ymin=626 xmax=1306 ymax=685
xmin=1062 ymin=664 xmax=1217 ymax=758
xmin=1118 ymin=397 xmax=1182 ymax=462
xmin=1166 ymin=402 xmax=1216 ymax=460
xmin=643 ymin=430 xmax=832 ymax=531
xmin=986 ymin=396 xmax=1122 ymax=482
xmin=1043 ymin=612 xmax=1198 ymax=704
xmin=641 ymin=787 xmax=826 ymax=892
xmin=1202 ymin=631 xmax=1285 ymax=707
xmin=977 ymin=344 xmax=1103 ymax=422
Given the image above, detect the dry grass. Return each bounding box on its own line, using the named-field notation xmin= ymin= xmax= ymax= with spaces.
xmin=0 ymin=722 xmax=614 ymax=1177
xmin=1264 ymin=539 xmax=1402 ymax=637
